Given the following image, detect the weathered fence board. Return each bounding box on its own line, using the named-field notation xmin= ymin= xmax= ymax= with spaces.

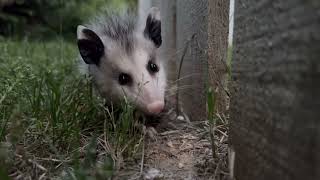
xmin=138 ymin=0 xmax=151 ymax=22
xmin=176 ymin=0 xmax=208 ymax=121
xmin=159 ymin=0 xmax=177 ymax=84
xmin=230 ymin=0 xmax=320 ymax=179
xmin=208 ymin=0 xmax=229 ymax=114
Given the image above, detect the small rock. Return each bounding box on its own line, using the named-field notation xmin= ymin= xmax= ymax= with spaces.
xmin=178 ymin=163 xmax=184 ymax=169
xmin=176 ymin=115 xmax=185 ymax=121
xmin=144 ymin=168 xmax=163 ymax=180
xmin=167 ymin=141 xmax=174 ymax=148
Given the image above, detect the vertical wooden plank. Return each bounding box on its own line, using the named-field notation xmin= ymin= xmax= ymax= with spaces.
xmin=230 ymin=0 xmax=320 ymax=179
xmin=208 ymin=0 xmax=230 ymax=114
xmin=176 ymin=0 xmax=208 ymax=121
xmin=138 ymin=0 xmax=160 ymax=21
xmin=138 ymin=0 xmax=152 ymax=22
xmin=159 ymin=0 xmax=177 ymax=84
xmin=150 ymin=0 xmax=160 ymax=7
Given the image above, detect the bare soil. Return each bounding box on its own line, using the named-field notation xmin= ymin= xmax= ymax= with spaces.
xmin=117 ymin=110 xmax=229 ymax=180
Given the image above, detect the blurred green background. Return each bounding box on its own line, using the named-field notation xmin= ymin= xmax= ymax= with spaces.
xmin=0 ymin=0 xmax=137 ymax=40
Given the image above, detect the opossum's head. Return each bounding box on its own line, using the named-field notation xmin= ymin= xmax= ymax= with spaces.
xmin=77 ymin=8 xmax=166 ymax=115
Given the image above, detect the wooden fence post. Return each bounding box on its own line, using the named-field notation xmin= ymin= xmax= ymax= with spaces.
xmin=230 ymin=0 xmax=320 ymax=179
xmin=176 ymin=0 xmax=208 ymax=121
xmin=176 ymin=0 xmax=229 ymax=121
xmin=208 ymin=0 xmax=230 ymax=115
xmin=159 ymin=0 xmax=177 ymax=85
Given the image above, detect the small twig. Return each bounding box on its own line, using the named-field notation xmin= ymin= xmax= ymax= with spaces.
xmin=39 ymin=173 xmax=46 ymax=180
xmin=102 ymin=114 xmax=117 ymax=163
xmin=36 ymin=157 xmax=71 ymax=163
xmin=215 ymin=128 xmax=228 ymax=138
xmin=120 ymin=138 xmax=135 ymax=154
xmin=159 ymin=130 xmax=180 ymax=136
xmin=139 ymin=126 xmax=146 ymax=177
xmin=213 ymin=157 xmax=222 ymax=180
xmin=216 ymin=113 xmax=227 ymax=124
xmin=220 ymin=134 xmax=226 ymax=143
xmin=55 ymin=162 xmax=64 ymax=169
xmin=28 ymin=159 xmax=47 ymax=172
xmin=209 ymin=123 xmax=217 ymax=159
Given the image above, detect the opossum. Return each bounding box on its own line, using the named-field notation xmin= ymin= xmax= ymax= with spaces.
xmin=76 ymin=7 xmax=167 ymax=115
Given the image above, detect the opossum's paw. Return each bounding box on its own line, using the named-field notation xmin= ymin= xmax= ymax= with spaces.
xmin=144 ymin=126 xmax=158 ymax=140
xmin=133 ymin=121 xmax=158 ymax=140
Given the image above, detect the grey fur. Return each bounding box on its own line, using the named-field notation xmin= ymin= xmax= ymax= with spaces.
xmin=86 ymin=9 xmax=137 ymax=54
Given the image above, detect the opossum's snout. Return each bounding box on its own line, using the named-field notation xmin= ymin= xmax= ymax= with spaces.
xmin=132 ymin=64 xmax=166 ymax=115
xmin=135 ymin=77 xmax=166 ymax=115
xmin=147 ymin=101 xmax=164 ymax=114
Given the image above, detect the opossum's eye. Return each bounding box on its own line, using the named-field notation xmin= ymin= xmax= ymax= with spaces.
xmin=147 ymin=61 xmax=159 ymax=74
xmin=118 ymin=73 xmax=132 ymax=86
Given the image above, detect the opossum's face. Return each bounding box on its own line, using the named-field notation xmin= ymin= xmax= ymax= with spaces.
xmin=77 ymin=8 xmax=166 ymax=115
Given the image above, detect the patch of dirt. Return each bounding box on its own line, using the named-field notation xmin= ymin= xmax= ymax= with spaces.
xmin=118 ymin=110 xmax=229 ymax=180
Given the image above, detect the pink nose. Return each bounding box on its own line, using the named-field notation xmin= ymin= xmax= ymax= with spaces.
xmin=147 ymin=101 xmax=165 ymax=114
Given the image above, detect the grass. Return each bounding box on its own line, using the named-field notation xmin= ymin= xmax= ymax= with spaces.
xmin=0 ymin=39 xmax=144 ymax=179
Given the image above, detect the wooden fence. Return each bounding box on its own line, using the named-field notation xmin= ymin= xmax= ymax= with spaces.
xmin=139 ymin=0 xmax=320 ymax=179
xmin=139 ymin=0 xmax=229 ymax=121
xmin=230 ymin=0 xmax=320 ymax=179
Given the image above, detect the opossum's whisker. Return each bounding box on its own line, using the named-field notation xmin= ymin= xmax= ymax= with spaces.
xmin=166 ymin=90 xmax=200 ymax=98
xmin=165 ymin=90 xmax=197 ymax=97
xmin=166 ymin=85 xmax=196 ymax=92
xmin=167 ymin=73 xmax=202 ymax=85
xmin=160 ymin=44 xmax=197 ymax=61
xmin=166 ymin=86 xmax=197 ymax=93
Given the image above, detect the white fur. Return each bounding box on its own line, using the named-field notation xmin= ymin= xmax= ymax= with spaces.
xmin=77 ymin=25 xmax=88 ymax=39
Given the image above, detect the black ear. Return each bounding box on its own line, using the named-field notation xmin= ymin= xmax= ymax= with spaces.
xmin=77 ymin=25 xmax=104 ymax=65
xmin=144 ymin=7 xmax=162 ymax=48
